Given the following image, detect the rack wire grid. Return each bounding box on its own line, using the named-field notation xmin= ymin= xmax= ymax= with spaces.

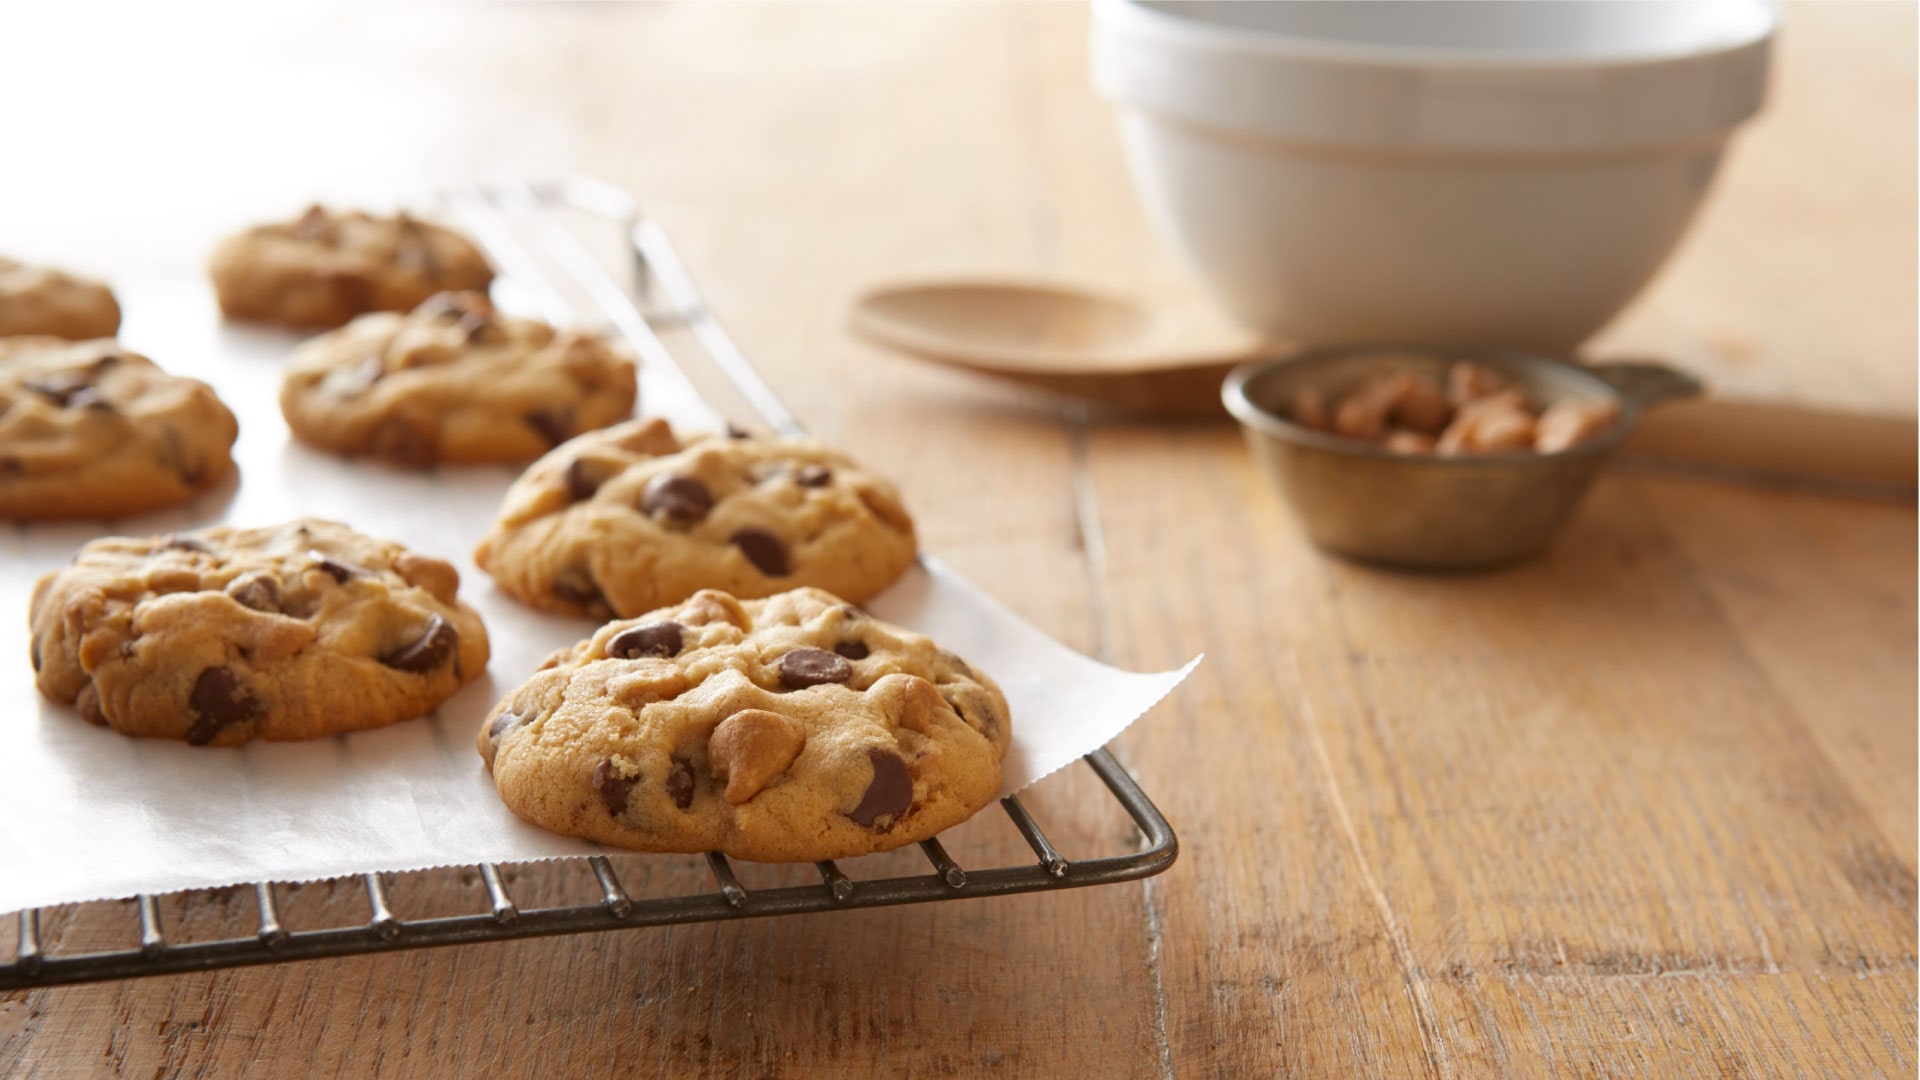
xmin=0 ymin=176 xmax=1177 ymax=992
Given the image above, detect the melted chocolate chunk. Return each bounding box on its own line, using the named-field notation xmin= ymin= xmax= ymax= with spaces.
xmin=796 ymin=464 xmax=832 ymax=488
xmin=185 ymin=667 xmax=259 ymax=746
xmin=553 ymin=566 xmax=612 ymax=618
xmin=725 ymin=423 xmax=750 ymax=440
xmin=593 ymin=759 xmax=637 ymax=815
xmin=834 ymin=640 xmax=870 ymax=661
xmin=730 ymin=527 xmax=790 ymax=576
xmin=666 ymin=757 xmax=696 ymax=810
xmin=226 ymin=574 xmax=281 ymax=614
xmin=849 ymin=749 xmax=913 ymax=829
xmin=524 ymin=408 xmax=573 ymax=448
xmin=607 ymin=621 xmax=684 ymax=660
xmin=30 ymin=636 xmax=41 ymax=673
xmin=640 ymin=475 xmax=713 ymax=526
xmin=779 ymin=647 xmax=852 ymax=690
xmin=162 ymin=535 xmax=211 ymax=553
xmin=381 ymin=614 xmax=457 ymax=673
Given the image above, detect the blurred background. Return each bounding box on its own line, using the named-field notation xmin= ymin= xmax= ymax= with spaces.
xmin=1 ymin=1 xmax=1911 ymax=413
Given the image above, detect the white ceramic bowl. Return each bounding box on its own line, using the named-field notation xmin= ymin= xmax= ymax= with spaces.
xmin=1092 ymin=0 xmax=1776 ymax=353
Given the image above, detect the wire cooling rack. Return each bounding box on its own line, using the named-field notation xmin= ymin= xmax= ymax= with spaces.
xmin=1 ymin=176 xmax=1177 ymax=992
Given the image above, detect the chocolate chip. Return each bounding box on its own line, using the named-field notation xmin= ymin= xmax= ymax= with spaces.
xmin=779 ymin=647 xmax=852 ymax=690
xmin=370 ymin=416 xmax=437 ymax=467
xmin=185 ymin=667 xmax=258 ymax=745
xmin=552 ymin=566 xmax=612 ymax=619
xmin=524 ymin=408 xmax=573 ymax=448
xmin=607 ymin=621 xmax=684 ymax=660
xmin=1 ymin=457 xmax=19 ymax=474
xmin=66 ymin=387 xmax=114 ymax=412
xmin=162 ymin=535 xmax=211 ymax=553
xmin=487 ymin=709 xmax=524 ymax=740
xmin=640 ymin=475 xmax=713 ymax=526
xmin=849 ymin=749 xmax=912 ymax=828
xmin=75 ymin=682 xmax=105 ymax=726
xmin=796 ymin=464 xmax=832 ymax=488
xmin=725 ymin=423 xmax=750 ymax=440
xmin=834 ymin=641 xmax=869 ymax=661
xmin=565 ymin=457 xmax=616 ymax=502
xmin=731 ymin=527 xmax=790 ymax=576
xmin=310 ymin=552 xmax=366 ymax=583
xmin=667 ymin=757 xmax=696 ymax=809
xmin=294 ymin=205 xmax=331 ymax=238
xmin=30 ymin=637 xmax=41 ymax=673
xmin=159 ymin=428 xmax=205 ymax=485
xmin=458 ymin=311 xmax=502 ymax=344
xmin=328 ymin=356 xmax=385 ymax=397
xmin=593 ymin=759 xmax=636 ymax=815
xmin=381 ymin=614 xmax=457 ymax=673
xmin=414 ymin=292 xmax=472 ymax=320
xmin=25 ymin=372 xmax=94 ymax=406
xmin=226 ymin=574 xmax=281 ymax=613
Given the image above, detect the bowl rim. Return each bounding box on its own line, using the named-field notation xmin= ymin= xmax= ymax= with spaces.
xmin=1221 ymin=344 xmax=1643 ymax=466
xmin=1101 ymin=0 xmax=1779 ymax=73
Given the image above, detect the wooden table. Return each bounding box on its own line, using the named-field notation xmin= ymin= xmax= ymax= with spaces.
xmin=2 ymin=4 xmax=1913 ymax=1076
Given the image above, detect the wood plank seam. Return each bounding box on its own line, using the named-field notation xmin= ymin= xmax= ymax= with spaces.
xmin=1291 ymin=655 xmax=1454 ymax=1080
xmin=1067 ymin=411 xmax=1176 ymax=1080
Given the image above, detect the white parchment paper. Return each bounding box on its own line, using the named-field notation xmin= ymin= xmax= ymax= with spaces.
xmin=0 ymin=279 xmax=1197 ymax=914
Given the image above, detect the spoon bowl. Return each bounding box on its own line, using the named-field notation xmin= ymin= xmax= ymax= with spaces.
xmin=849 ymin=278 xmax=1256 ymax=415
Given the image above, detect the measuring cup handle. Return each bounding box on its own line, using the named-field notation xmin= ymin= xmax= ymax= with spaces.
xmin=1585 ymin=361 xmax=1704 ymax=409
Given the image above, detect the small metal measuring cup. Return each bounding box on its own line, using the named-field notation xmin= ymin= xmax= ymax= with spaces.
xmin=1222 ymin=345 xmax=1702 ymax=569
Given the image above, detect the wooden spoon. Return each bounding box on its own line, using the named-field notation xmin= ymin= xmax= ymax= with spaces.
xmin=848 ymin=279 xmax=1259 ymax=416
xmin=848 ymin=277 xmax=1915 ymax=495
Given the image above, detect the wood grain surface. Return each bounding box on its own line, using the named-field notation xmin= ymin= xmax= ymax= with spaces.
xmin=1 ymin=3 xmax=1913 ymax=1077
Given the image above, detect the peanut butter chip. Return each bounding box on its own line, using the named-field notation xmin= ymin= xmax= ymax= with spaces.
xmin=708 ymin=708 xmax=805 ymax=804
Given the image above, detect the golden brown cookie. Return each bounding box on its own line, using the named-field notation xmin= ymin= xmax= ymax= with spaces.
xmin=0 ymin=256 xmax=120 ymax=340
xmin=474 ymin=418 xmax=917 ymax=619
xmin=30 ymin=519 xmax=490 ymax=745
xmin=0 ymin=338 xmax=237 ymax=520
xmin=209 ymin=206 xmax=493 ymax=329
xmin=279 ymin=291 xmax=638 ymax=466
xmin=480 ymin=587 xmax=1008 ymax=861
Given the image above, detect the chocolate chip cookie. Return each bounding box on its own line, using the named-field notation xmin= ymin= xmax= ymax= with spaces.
xmin=474 ymin=418 xmax=917 ymax=619
xmin=0 ymin=338 xmax=238 ymax=519
xmin=31 ymin=519 xmax=490 ymax=745
xmin=280 ymin=291 xmax=638 ymax=467
xmin=0 ymin=257 xmax=121 ymax=340
xmin=209 ymin=206 xmax=494 ymax=330
xmin=480 ymin=587 xmax=1008 ymax=861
